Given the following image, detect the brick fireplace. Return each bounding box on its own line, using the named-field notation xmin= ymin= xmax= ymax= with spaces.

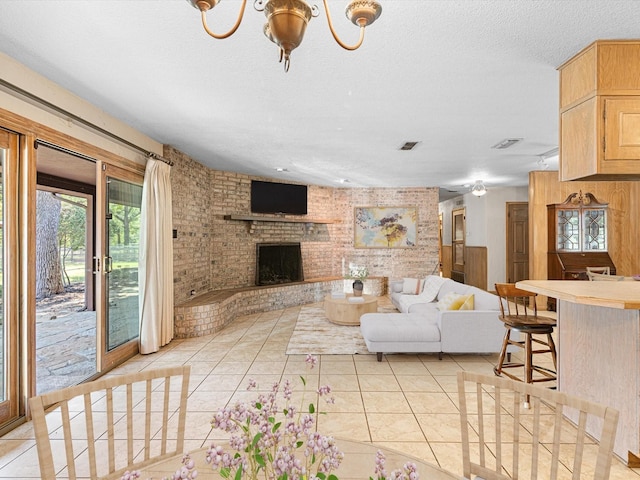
xmin=256 ymin=242 xmax=304 ymax=285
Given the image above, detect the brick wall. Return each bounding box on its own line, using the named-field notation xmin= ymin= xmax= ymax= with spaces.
xmin=167 ymin=146 xmax=440 ymax=306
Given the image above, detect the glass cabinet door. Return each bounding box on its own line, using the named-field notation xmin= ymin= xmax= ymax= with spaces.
xmin=582 ymin=209 xmax=607 ymax=251
xmin=556 ymin=209 xmax=580 ymax=251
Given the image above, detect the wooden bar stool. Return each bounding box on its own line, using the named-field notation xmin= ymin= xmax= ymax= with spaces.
xmin=493 ymin=283 xmax=557 ymax=389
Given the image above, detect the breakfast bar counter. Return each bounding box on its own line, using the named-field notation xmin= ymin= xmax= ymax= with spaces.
xmin=516 ymin=279 xmax=640 ymax=465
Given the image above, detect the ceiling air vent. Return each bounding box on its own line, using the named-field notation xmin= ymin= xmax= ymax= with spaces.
xmin=400 ymin=141 xmax=420 ymax=151
xmin=491 ymin=138 xmax=522 ymax=149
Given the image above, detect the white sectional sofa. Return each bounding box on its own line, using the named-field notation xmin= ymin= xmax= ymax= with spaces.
xmin=360 ymin=275 xmax=510 ymax=361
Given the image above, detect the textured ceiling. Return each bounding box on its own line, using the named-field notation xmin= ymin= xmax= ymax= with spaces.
xmin=1 ymin=1 xmax=640 ymax=199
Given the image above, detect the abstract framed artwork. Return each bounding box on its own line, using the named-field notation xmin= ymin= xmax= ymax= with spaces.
xmin=354 ymin=206 xmax=417 ymax=248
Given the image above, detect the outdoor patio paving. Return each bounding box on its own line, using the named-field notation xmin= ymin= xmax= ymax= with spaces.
xmin=35 ymin=286 xmax=97 ymax=394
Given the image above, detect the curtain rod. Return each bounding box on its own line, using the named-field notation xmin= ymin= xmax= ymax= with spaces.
xmin=0 ymin=78 xmax=174 ymax=167
xmin=35 ymin=139 xmax=97 ymax=163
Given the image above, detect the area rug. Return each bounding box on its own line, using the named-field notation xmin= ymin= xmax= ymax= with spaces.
xmin=286 ymin=300 xmax=397 ymax=356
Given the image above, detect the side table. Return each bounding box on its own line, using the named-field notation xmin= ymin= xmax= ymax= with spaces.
xmin=323 ymin=294 xmax=378 ymax=326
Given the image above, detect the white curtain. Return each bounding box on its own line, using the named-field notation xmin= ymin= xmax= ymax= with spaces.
xmin=139 ymin=158 xmax=174 ymax=354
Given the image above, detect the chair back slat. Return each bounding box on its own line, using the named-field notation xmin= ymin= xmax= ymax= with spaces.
xmin=144 ymin=381 xmax=153 ymax=460
xmin=130 ymin=382 xmax=138 ymax=463
xmin=83 ymin=392 xmax=98 ymax=479
xmin=511 ymin=392 xmax=520 ymax=479
xmin=161 ymin=376 xmax=171 ymax=455
xmin=106 ymin=387 xmax=116 ymax=473
xmin=29 ymin=365 xmax=191 ymax=479
xmin=60 ymin=401 xmax=76 ymax=479
xmin=458 ymin=371 xmax=619 ymax=480
xmin=549 ymin=405 xmax=562 ymax=480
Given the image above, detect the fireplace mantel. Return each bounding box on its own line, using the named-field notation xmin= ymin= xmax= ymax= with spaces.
xmin=223 ymin=214 xmax=338 ymax=224
xmin=224 ymin=214 xmax=339 ymax=233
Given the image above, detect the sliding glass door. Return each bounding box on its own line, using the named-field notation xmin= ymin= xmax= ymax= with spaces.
xmin=0 ymin=130 xmax=19 ymax=425
xmin=0 ymin=122 xmax=146 ymax=432
xmin=99 ymin=164 xmax=143 ymax=369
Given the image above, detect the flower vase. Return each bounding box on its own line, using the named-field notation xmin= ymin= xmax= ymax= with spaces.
xmin=352 ymin=279 xmax=364 ymax=297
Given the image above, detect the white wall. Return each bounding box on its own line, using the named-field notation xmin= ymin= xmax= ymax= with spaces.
xmin=439 ymin=186 xmax=528 ymax=289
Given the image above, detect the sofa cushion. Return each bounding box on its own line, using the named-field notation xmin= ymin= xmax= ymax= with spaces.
xmin=360 ymin=313 xmax=440 ymax=343
xmin=406 ymin=301 xmax=439 ymax=319
xmin=402 ymin=277 xmax=425 ymax=294
xmin=435 ymin=279 xmax=462 ymax=300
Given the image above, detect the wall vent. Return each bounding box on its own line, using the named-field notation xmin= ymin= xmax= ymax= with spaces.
xmin=491 ymin=138 xmax=522 ymax=149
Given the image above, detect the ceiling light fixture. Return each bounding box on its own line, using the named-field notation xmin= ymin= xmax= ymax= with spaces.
xmin=537 ymin=147 xmax=558 ymax=170
xmin=187 ymin=0 xmax=382 ymax=72
xmin=470 ymin=180 xmax=487 ymax=197
xmin=536 ymin=157 xmax=550 ymax=170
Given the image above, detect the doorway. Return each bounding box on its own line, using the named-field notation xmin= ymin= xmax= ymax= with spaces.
xmin=451 ymin=207 xmax=465 ymax=283
xmin=506 ymin=202 xmax=529 ymax=283
xmin=34 ymin=145 xmax=143 ymax=394
xmin=35 ymin=146 xmax=97 ymax=394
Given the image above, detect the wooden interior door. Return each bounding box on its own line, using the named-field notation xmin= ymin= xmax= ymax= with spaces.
xmin=452 ymin=208 xmax=465 ymax=282
xmin=506 ymin=202 xmax=529 ymax=283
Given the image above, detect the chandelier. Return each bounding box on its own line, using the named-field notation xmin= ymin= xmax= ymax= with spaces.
xmin=186 ymin=0 xmax=382 ymax=71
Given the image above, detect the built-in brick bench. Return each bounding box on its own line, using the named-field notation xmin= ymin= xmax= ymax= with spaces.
xmin=174 ymin=277 xmax=387 ymax=338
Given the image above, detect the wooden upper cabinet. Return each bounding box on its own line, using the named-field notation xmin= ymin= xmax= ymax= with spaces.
xmin=603 ymin=98 xmax=640 ymax=160
xmin=558 ymin=40 xmax=640 ymax=181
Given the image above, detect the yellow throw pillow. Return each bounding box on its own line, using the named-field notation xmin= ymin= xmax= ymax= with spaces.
xmin=437 ymin=292 xmax=461 ymax=310
xmin=441 ymin=293 xmax=475 ymax=311
xmin=457 ymin=294 xmax=475 ymax=310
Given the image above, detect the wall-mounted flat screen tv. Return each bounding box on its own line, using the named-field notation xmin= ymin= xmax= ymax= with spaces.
xmin=250 ymin=180 xmax=308 ymax=215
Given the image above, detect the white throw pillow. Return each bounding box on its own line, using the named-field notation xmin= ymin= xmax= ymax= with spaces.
xmin=402 ymin=277 xmax=425 ymax=295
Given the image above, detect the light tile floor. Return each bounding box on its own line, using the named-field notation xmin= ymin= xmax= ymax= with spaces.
xmin=1 ymin=302 xmax=639 ymax=479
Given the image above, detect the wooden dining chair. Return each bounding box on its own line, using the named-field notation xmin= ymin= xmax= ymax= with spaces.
xmin=586 ymin=266 xmax=610 ymax=276
xmin=29 ymin=365 xmax=190 ymax=479
xmin=586 ymin=271 xmax=625 ymax=281
xmin=457 ymin=371 xmax=619 ymax=480
xmin=493 ymin=283 xmax=557 ymax=389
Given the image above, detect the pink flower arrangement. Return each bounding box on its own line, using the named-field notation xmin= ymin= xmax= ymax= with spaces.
xmin=372 ymin=450 xmax=420 ymax=480
xmin=205 ymin=354 xmax=341 ymax=480
xmin=121 ymin=354 xmax=420 ymax=480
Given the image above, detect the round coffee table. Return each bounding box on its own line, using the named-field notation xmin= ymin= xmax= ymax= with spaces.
xmin=323 ymin=294 xmax=378 ymax=326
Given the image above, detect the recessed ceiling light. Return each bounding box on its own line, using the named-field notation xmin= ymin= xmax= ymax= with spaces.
xmin=339 ymin=178 xmax=350 ymax=184
xmin=275 ymin=167 xmax=289 ymax=172
xmin=399 ymin=141 xmax=420 ymax=151
xmin=491 ymin=138 xmax=523 ymax=149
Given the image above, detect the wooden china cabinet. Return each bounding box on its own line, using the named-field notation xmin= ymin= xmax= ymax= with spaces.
xmin=547 ymin=191 xmax=616 ymax=310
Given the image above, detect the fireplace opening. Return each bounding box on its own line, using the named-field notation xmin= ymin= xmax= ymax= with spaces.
xmin=256 ymin=243 xmax=304 ymax=286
